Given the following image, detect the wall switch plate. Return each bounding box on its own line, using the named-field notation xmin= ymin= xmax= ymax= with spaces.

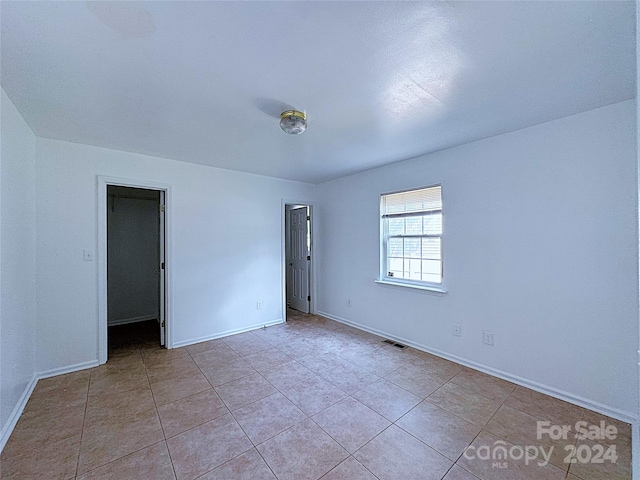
xmin=483 ymin=330 xmax=494 ymax=346
xmin=83 ymin=249 xmax=94 ymax=261
xmin=256 ymin=300 xmax=262 ymax=310
xmin=452 ymin=324 xmax=461 ymax=337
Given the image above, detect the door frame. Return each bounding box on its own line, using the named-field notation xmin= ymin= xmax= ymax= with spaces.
xmin=97 ymin=176 xmax=173 ymax=364
xmin=282 ymin=199 xmax=316 ymax=319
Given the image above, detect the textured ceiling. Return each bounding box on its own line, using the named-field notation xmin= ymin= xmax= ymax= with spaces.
xmin=1 ymin=1 xmax=635 ymax=184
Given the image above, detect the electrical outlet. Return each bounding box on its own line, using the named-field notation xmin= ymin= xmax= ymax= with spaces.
xmin=452 ymin=324 xmax=461 ymax=337
xmin=346 ymin=299 xmax=351 ymax=307
xmin=256 ymin=300 xmax=262 ymax=310
xmin=483 ymin=330 xmax=494 ymax=346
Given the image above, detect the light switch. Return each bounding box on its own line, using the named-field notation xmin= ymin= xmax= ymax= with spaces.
xmin=83 ymin=249 xmax=94 ymax=261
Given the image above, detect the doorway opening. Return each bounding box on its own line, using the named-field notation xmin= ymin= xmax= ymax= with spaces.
xmin=106 ymin=186 xmax=165 ymax=358
xmin=98 ymin=177 xmax=170 ymax=364
xmin=285 ymin=204 xmax=312 ymax=316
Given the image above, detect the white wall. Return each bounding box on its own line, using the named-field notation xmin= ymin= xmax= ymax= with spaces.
xmin=35 ymin=138 xmax=314 ymax=371
xmin=107 ymin=194 xmax=159 ymax=325
xmin=316 ymin=100 xmax=639 ymax=418
xmin=0 ymin=89 xmax=37 ymax=442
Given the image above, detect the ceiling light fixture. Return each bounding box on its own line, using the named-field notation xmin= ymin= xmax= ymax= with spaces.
xmin=280 ymin=110 xmax=307 ymax=135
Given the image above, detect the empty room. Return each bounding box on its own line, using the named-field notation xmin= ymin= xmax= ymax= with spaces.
xmin=1 ymin=1 xmax=638 ymax=480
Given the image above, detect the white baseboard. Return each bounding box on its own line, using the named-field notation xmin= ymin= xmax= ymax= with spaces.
xmin=0 ymin=374 xmax=38 ymax=453
xmin=172 ymin=318 xmax=285 ymax=349
xmin=318 ymin=310 xmax=639 ymax=425
xmin=0 ymin=359 xmax=99 ymax=454
xmin=108 ymin=315 xmax=156 ymax=327
xmin=37 ymin=360 xmax=100 ymax=380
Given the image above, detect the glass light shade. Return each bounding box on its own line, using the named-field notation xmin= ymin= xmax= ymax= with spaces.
xmin=280 ymin=110 xmax=307 ymax=135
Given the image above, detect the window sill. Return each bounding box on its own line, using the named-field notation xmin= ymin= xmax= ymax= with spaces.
xmin=374 ymin=279 xmax=447 ymax=294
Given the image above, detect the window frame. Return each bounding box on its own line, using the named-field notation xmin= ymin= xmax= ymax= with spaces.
xmin=378 ymin=184 xmax=446 ymax=293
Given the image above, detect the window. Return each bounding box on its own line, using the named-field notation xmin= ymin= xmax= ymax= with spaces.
xmin=380 ymin=185 xmax=443 ymax=287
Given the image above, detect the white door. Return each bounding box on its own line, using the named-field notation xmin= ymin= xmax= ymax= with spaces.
xmin=159 ymin=191 xmax=166 ymax=346
xmin=289 ymin=206 xmax=310 ymax=313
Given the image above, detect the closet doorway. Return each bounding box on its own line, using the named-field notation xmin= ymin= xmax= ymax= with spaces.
xmin=98 ymin=178 xmax=170 ymax=364
xmin=106 ymin=186 xmax=165 ymax=356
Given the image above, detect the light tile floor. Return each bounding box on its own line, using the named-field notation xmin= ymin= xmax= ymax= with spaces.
xmin=1 ymin=311 xmax=632 ymax=480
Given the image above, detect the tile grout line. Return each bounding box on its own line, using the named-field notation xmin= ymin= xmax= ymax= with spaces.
xmin=205 ymin=320 xmax=362 ymax=479
xmin=74 ymin=439 xmax=169 ymax=479
xmin=77 ymin=343 xmax=167 ymax=478
xmin=482 ymin=386 xmax=578 ymax=477
xmin=448 ymin=376 xmax=514 ymax=472
xmin=142 ymin=344 xmax=179 ymax=480
xmin=183 ymin=336 xmax=268 ymax=477
xmin=73 ymin=368 xmax=93 ymax=479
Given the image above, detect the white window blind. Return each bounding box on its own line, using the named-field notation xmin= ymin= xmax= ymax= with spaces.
xmin=381 ymin=185 xmax=442 ymax=216
xmin=381 ymin=185 xmax=443 ymax=285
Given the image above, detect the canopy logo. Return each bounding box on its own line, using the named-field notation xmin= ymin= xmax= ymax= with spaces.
xmin=463 ymin=420 xmax=620 ymax=469
xmin=463 ymin=441 xmax=553 ymax=468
